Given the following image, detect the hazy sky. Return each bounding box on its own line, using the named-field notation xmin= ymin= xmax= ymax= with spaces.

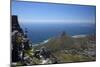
xmin=12 ymin=1 xmax=96 ymax=24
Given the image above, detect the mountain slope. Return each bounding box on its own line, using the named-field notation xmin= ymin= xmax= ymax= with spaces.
xmin=35 ymin=32 xmax=82 ymax=52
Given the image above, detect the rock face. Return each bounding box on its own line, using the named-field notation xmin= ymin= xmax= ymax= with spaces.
xmin=12 ymin=15 xmax=23 ymax=62
xmin=12 ymin=15 xmax=23 ymax=33
xmin=33 ymin=47 xmax=59 ymax=64
xmin=11 ymin=15 xmax=32 ymax=63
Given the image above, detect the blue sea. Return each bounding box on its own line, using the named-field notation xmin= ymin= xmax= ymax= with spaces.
xmin=19 ymin=23 xmax=96 ymax=44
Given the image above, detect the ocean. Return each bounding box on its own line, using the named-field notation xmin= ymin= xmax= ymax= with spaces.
xmin=19 ymin=23 xmax=96 ymax=44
